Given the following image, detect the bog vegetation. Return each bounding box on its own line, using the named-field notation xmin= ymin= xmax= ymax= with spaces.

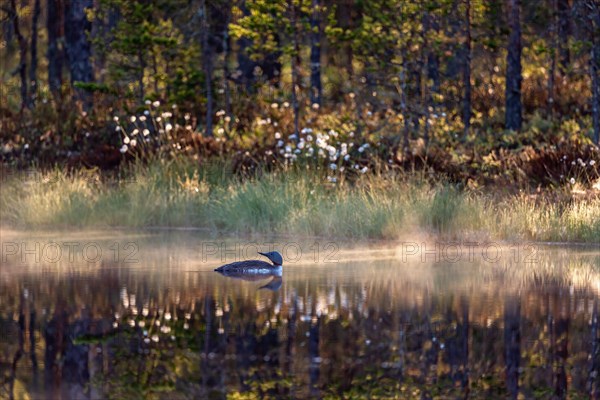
xmin=1 ymin=0 xmax=600 ymax=240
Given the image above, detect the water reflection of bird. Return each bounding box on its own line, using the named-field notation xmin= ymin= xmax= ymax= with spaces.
xmin=214 ymin=251 xmax=283 ymax=291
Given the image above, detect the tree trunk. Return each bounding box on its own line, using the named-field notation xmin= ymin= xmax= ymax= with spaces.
xmin=29 ymin=0 xmax=41 ymax=106
xmin=401 ymin=48 xmax=410 ymax=153
xmin=505 ymin=0 xmax=523 ymax=131
xmin=557 ymin=0 xmax=571 ymax=74
xmin=152 ymin=51 xmax=159 ymax=95
xmin=548 ymin=0 xmax=557 ymax=119
xmin=9 ymin=0 xmax=28 ymax=111
xmin=591 ymin=1 xmax=600 ymax=145
xmin=236 ymin=0 xmax=257 ymax=92
xmin=310 ymin=0 xmax=322 ymax=106
xmin=201 ymin=0 xmax=213 ymax=136
xmin=290 ymin=0 xmax=301 ymax=139
xmin=446 ymin=0 xmax=462 ymax=79
xmin=137 ymin=51 xmax=145 ymax=101
xmin=261 ymin=36 xmax=283 ymax=86
xmin=463 ymin=0 xmax=472 ymax=136
xmin=47 ymin=0 xmax=65 ymax=97
xmin=426 ymin=9 xmax=440 ymax=94
xmin=337 ymin=0 xmax=354 ymax=78
xmin=421 ymin=4 xmax=431 ymax=146
xmin=64 ymin=0 xmax=95 ymax=108
xmin=223 ymin=4 xmax=232 ymax=124
xmin=91 ymin=6 xmax=119 ymax=83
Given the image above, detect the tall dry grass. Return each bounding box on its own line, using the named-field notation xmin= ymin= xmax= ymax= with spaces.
xmin=1 ymin=159 xmax=599 ymax=242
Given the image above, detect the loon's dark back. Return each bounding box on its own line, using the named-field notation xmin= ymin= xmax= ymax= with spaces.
xmin=214 ymin=259 xmax=277 ymax=273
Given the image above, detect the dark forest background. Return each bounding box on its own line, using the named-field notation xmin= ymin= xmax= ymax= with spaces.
xmin=1 ymin=0 xmax=600 ymax=180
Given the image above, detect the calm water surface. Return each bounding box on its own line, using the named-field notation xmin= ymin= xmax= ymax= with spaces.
xmin=1 ymin=230 xmax=600 ymax=399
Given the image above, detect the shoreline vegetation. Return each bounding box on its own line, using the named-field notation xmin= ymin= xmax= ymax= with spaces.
xmin=2 ymin=1 xmax=600 ymax=244
xmin=2 ymin=158 xmax=599 ymax=243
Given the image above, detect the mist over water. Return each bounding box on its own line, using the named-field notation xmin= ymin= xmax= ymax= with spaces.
xmin=2 ymin=230 xmax=600 ymax=398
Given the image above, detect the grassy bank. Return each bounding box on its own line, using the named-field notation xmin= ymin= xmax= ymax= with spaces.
xmin=1 ymin=160 xmax=599 ymax=242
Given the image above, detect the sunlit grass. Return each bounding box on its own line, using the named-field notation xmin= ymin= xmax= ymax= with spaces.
xmin=1 ymin=159 xmax=599 ymax=242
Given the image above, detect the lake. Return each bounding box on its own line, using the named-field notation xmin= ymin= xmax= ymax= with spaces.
xmin=1 ymin=230 xmax=600 ymax=399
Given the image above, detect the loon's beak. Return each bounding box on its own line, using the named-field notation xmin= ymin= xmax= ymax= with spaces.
xmin=258 ymin=252 xmax=268 ymax=257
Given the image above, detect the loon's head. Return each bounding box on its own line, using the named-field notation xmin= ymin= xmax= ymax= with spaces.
xmin=258 ymin=251 xmax=283 ymax=266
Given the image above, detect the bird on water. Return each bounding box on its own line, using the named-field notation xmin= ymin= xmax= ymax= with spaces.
xmin=214 ymin=251 xmax=284 ymax=291
xmin=214 ymin=251 xmax=283 ymax=274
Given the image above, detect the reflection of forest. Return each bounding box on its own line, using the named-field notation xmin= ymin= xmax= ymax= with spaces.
xmin=1 ymin=241 xmax=600 ymax=398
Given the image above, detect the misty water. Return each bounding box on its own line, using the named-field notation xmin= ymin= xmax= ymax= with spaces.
xmin=2 ymin=230 xmax=600 ymax=399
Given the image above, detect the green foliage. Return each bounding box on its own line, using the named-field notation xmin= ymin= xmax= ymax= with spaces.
xmin=232 ymin=0 xmax=305 ymax=62
xmin=94 ymin=0 xmax=203 ymax=104
xmin=74 ymin=82 xmax=116 ymax=94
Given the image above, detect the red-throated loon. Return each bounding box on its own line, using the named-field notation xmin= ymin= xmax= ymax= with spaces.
xmin=214 ymin=251 xmax=283 ymax=274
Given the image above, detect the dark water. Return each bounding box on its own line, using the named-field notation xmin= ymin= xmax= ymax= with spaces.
xmin=1 ymin=230 xmax=600 ymax=399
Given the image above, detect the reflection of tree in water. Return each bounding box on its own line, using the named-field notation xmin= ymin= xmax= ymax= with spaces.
xmin=2 ymin=256 xmax=600 ymax=398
